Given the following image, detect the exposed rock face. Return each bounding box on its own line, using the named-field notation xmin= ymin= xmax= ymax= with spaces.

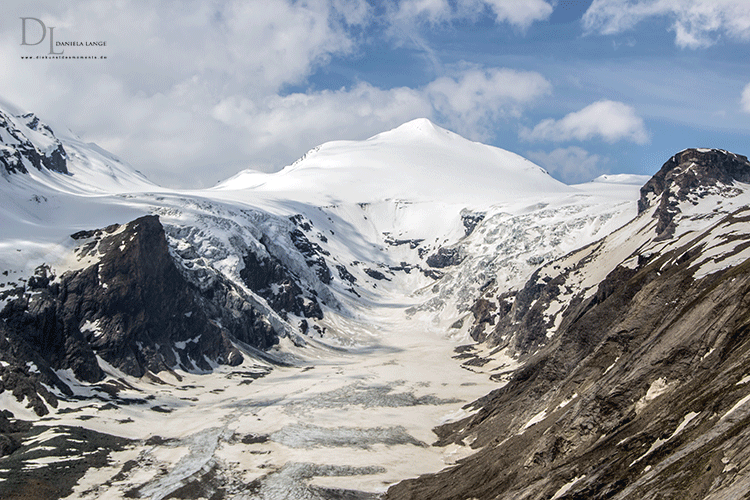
xmin=19 ymin=113 xmax=68 ymax=174
xmin=461 ymin=210 xmax=485 ymax=237
xmin=426 ymin=247 xmax=463 ymax=268
xmin=387 ymin=149 xmax=750 ymax=500
xmin=1 ymin=263 xmax=97 ymax=415
xmin=0 ymin=110 xmax=68 ymax=175
xmin=0 ymin=411 xmax=30 ymax=458
xmin=288 ymin=215 xmax=333 ymax=285
xmin=467 ymin=238 xmax=603 ymax=355
xmin=639 ymin=148 xmax=750 ymax=239
xmin=0 ymin=424 xmax=130 ymax=499
xmin=62 ymin=215 xmax=249 ymax=376
xmin=0 ymin=215 xmax=296 ymax=415
xmin=364 ymin=268 xmax=390 ymax=281
xmin=240 ymin=249 xmax=323 ymax=320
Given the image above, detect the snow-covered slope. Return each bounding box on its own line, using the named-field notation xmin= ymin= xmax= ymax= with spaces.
xmin=209 ymin=119 xmax=644 ymax=333
xmin=216 ymin=118 xmax=568 ymax=205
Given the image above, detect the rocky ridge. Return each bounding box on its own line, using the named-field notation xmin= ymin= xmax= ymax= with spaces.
xmin=0 ymin=109 xmax=67 ymax=176
xmin=639 ymin=148 xmax=750 ymax=239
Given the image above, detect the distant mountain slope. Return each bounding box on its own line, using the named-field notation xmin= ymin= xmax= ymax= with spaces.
xmin=0 ymin=105 xmax=154 ymax=194
xmin=386 ymin=149 xmax=750 ymax=500
xmin=0 ymin=108 xmax=68 ymax=176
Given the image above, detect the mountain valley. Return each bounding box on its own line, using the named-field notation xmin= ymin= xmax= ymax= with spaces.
xmin=1 ymin=103 xmax=750 ymax=500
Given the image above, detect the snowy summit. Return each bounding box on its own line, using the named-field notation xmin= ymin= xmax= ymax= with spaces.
xmin=216 ymin=118 xmax=569 ymax=204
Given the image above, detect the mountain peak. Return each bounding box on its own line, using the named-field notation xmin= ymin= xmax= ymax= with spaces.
xmin=646 ymin=149 xmax=750 ymax=195
xmin=639 ymin=148 xmax=750 ymax=239
xmin=220 ymin=118 xmax=568 ymax=204
xmin=0 ymin=107 xmax=68 ymax=176
xmin=401 ymin=117 xmax=436 ymax=128
xmin=367 ymin=117 xmax=451 ymax=143
xmin=392 ymin=117 xmax=439 ymax=133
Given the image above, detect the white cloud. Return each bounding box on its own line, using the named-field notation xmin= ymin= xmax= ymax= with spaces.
xmin=742 ymin=82 xmax=750 ymax=113
xmin=392 ymin=0 xmax=553 ymax=28
xmin=394 ymin=0 xmax=451 ymax=25
xmin=199 ymin=68 xmax=550 ymax=181
xmin=583 ymin=0 xmax=750 ymax=49
xmin=482 ymin=0 xmax=555 ymax=28
xmin=521 ymin=100 xmax=649 ymax=144
xmin=527 ymin=147 xmax=607 ymax=183
xmin=0 ymin=1 xmax=552 ymax=187
xmin=4 ymin=0 xmax=367 ymax=98
xmin=426 ymin=68 xmax=552 ymax=140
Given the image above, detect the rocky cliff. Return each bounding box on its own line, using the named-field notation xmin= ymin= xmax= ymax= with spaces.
xmin=0 ymin=213 xmax=333 ymax=419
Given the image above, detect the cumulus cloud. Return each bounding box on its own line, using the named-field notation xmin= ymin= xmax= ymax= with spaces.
xmin=0 ymin=0 xmax=554 ymax=187
xmin=393 ymin=0 xmax=553 ymax=28
xmin=425 ymin=68 xmax=552 ymax=140
xmin=482 ymin=0 xmax=555 ymax=28
xmin=583 ymin=0 xmax=750 ymax=49
xmin=742 ymin=82 xmax=750 ymax=113
xmin=526 ymin=147 xmax=607 ymax=184
xmin=521 ymin=100 xmax=649 ymax=144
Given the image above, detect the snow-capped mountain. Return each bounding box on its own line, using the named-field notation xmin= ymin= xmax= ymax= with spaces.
xmin=5 ymin=101 xmax=748 ymax=500
xmin=217 ymin=117 xmax=568 ymax=205
xmin=213 ymin=118 xmax=644 ymax=331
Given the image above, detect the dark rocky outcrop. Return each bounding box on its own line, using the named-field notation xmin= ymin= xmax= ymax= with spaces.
xmin=0 ymin=411 xmax=30 ymax=458
xmin=426 ymin=247 xmax=463 ymax=268
xmin=336 ymin=264 xmax=357 ymax=284
xmin=469 ymin=238 xmax=606 ymax=355
xmin=0 ymin=110 xmax=67 ymax=176
xmin=639 ymin=148 xmax=750 ymax=239
xmin=364 ymin=268 xmax=390 ymax=281
xmin=461 ymin=210 xmax=486 ymax=237
xmin=240 ymin=249 xmax=323 ymax=320
xmin=19 ymin=113 xmax=68 ymax=174
xmin=58 ymin=215 xmax=247 ymax=377
xmin=289 ymin=227 xmax=333 ymax=285
xmin=0 ymin=215 xmax=293 ymax=416
xmin=384 ymin=234 xmax=424 ymax=249
xmin=0 ymin=424 xmax=130 ymax=500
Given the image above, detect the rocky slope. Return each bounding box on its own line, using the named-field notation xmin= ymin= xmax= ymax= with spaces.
xmin=386 ymin=149 xmax=750 ymax=499
xmin=0 ymin=109 xmax=67 ymax=176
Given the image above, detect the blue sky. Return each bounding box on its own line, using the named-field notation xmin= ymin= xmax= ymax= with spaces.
xmin=3 ymin=0 xmax=750 ymax=187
